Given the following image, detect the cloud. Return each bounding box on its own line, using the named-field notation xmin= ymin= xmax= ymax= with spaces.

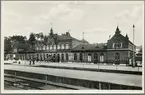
xmin=35 ymin=3 xmax=84 ymax=23
xmin=3 ymin=10 xmax=22 ymax=25
xmin=115 ymin=5 xmax=143 ymax=24
xmin=84 ymin=27 xmax=110 ymax=34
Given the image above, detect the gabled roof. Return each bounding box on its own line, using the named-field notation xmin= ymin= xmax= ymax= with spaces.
xmin=72 ymin=43 xmax=106 ymax=51
xmin=57 ymin=35 xmax=73 ymax=40
xmin=108 ymin=26 xmax=135 ymax=46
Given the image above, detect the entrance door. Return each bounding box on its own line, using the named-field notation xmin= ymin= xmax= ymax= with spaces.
xmin=94 ymin=53 xmax=98 ymax=64
xmin=115 ymin=53 xmax=120 ymax=64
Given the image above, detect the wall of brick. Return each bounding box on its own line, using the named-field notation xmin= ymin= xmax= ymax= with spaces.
xmin=107 ymin=50 xmax=129 ymax=64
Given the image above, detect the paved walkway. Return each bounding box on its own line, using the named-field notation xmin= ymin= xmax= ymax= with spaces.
xmin=4 ymin=60 xmax=142 ymax=72
xmin=4 ymin=65 xmax=142 ymax=87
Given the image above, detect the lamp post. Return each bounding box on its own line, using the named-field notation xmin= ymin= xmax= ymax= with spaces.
xmin=132 ymin=25 xmax=135 ymax=68
xmin=81 ymin=46 xmax=85 ymax=70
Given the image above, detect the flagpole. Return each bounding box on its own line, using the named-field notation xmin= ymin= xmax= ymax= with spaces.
xmin=133 ymin=24 xmax=135 ymax=67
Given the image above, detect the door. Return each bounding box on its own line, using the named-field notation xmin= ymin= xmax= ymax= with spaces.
xmin=94 ymin=53 xmax=98 ymax=64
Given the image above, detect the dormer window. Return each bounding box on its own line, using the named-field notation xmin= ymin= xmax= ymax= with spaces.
xmin=50 ymin=45 xmax=52 ymax=50
xmin=43 ymin=46 xmax=45 ymax=50
xmin=57 ymin=45 xmax=60 ymax=49
xmin=54 ymin=45 xmax=56 ymax=50
xmin=47 ymin=45 xmax=49 ymax=50
xmin=61 ymin=44 xmax=64 ymax=49
xmin=66 ymin=44 xmax=69 ymax=49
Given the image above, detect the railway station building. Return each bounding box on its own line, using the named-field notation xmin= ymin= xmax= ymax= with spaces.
xmin=5 ymin=26 xmax=136 ymax=65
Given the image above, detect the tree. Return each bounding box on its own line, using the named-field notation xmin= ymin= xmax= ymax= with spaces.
xmin=28 ymin=33 xmax=36 ymax=49
xmin=4 ymin=37 xmax=12 ymax=53
xmin=39 ymin=32 xmax=44 ymax=40
xmin=10 ymin=35 xmax=26 ymax=43
xmin=43 ymin=35 xmax=48 ymax=45
xmin=35 ymin=33 xmax=40 ymax=40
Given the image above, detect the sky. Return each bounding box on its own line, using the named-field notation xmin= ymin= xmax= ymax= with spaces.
xmin=1 ymin=1 xmax=144 ymax=46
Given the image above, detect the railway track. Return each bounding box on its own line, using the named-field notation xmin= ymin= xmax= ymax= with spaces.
xmin=4 ymin=74 xmax=91 ymax=90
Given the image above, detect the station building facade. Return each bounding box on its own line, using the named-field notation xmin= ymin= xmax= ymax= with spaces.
xmin=5 ymin=26 xmax=136 ymax=65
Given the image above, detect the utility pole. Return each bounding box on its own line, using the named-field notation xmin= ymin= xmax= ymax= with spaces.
xmin=133 ymin=24 xmax=135 ymax=67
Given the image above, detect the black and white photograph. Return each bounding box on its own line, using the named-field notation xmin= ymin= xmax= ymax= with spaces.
xmin=1 ymin=0 xmax=144 ymax=94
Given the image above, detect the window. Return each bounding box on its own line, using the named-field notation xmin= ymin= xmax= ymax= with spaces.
xmin=43 ymin=46 xmax=45 ymax=50
xmin=36 ymin=47 xmax=38 ymax=50
xmin=64 ymin=44 xmax=66 ymax=49
xmin=50 ymin=45 xmax=52 ymax=50
xmin=120 ymin=43 xmax=122 ymax=48
xmin=88 ymin=53 xmax=92 ymax=62
xmin=57 ymin=45 xmax=60 ymax=49
xmin=61 ymin=54 xmax=64 ymax=61
xmin=61 ymin=44 xmax=64 ymax=49
xmin=74 ymin=53 xmax=77 ymax=61
xmin=115 ymin=53 xmax=120 ymax=60
xmin=47 ymin=54 xmax=49 ymax=58
xmin=112 ymin=43 xmax=115 ymax=48
xmin=66 ymin=44 xmax=69 ymax=49
xmin=100 ymin=53 xmax=104 ymax=62
xmin=80 ymin=53 xmax=83 ymax=61
xmin=60 ymin=44 xmax=62 ymax=49
xmin=41 ymin=45 xmax=43 ymax=50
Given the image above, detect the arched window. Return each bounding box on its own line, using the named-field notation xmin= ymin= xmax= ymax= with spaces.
xmin=66 ymin=53 xmax=69 ymax=61
xmin=88 ymin=53 xmax=92 ymax=62
xmin=57 ymin=54 xmax=60 ymax=62
xmin=100 ymin=53 xmax=104 ymax=62
xmin=80 ymin=53 xmax=83 ymax=61
xmin=47 ymin=54 xmax=49 ymax=58
xmin=74 ymin=53 xmax=77 ymax=61
xmin=61 ymin=54 xmax=64 ymax=61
